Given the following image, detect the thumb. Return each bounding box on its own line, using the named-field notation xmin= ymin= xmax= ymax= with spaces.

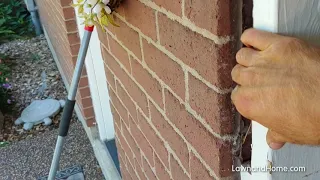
xmin=266 ymin=130 xmax=287 ymax=150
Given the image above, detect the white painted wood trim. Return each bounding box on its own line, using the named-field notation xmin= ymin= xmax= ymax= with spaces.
xmin=87 ymin=30 xmax=116 ymax=141
xmin=43 ymin=25 xmax=121 ymax=180
xmin=251 ymin=0 xmax=279 ymax=180
xmin=252 ymin=1 xmax=320 ymax=180
xmin=241 ymin=170 xmax=252 ymax=180
xmin=73 ymin=0 xmax=115 ymax=141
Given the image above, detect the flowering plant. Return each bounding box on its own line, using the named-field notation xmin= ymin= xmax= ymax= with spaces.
xmin=0 ymin=55 xmax=13 ymax=113
xmin=72 ymin=0 xmax=122 ymax=29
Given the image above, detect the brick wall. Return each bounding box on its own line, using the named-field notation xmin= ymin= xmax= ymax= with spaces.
xmin=36 ymin=0 xmax=96 ymax=126
xmin=98 ymin=0 xmax=242 ymax=179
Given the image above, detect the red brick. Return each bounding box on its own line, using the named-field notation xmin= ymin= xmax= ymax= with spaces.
xmin=79 ymin=76 xmax=88 ymax=87
xmin=115 ymin=137 xmax=125 ymax=156
xmin=126 ymin=146 xmax=136 ymax=167
xmin=131 ymin=122 xmax=154 ymax=165
xmin=59 ymin=0 xmax=72 ymax=7
xmin=81 ymin=97 xmax=93 ymax=108
xmin=67 ymin=33 xmax=80 ymax=45
xmin=165 ymin=90 xmax=233 ymax=177
xmin=122 ymin=123 xmax=141 ymax=162
xmin=62 ymin=7 xmax=75 ymax=20
xmin=135 ymin=158 xmax=147 ymax=180
xmin=122 ymin=0 xmax=157 ymax=40
xmin=70 ymin=44 xmax=80 ymax=56
xmin=83 ymin=106 xmax=94 ymax=118
xmin=116 ymin=4 xmax=125 ymax=17
xmin=190 ymin=153 xmax=214 ymax=180
xmin=126 ymin=156 xmax=139 ymax=180
xmin=116 ymin=81 xmax=137 ymax=122
xmin=121 ymin=160 xmax=133 ymax=180
xmin=142 ymin=157 xmax=157 ymax=180
xmin=106 ymin=17 xmax=142 ymax=60
xmin=104 ymin=66 xmax=115 ymax=90
xmin=131 ymin=58 xmax=163 ymax=108
xmin=138 ymin=111 xmax=168 ymax=168
xmin=189 ymin=74 xmax=234 ymax=135
xmin=154 ymin=155 xmax=171 ymax=180
xmin=102 ymin=48 xmax=149 ymax=116
xmin=72 ymin=56 xmax=78 ymax=66
xmin=185 ymin=0 xmax=237 ymax=36
xmin=109 ymin=88 xmax=130 ymax=128
xmin=118 ymin=130 xmax=135 ymax=164
xmin=110 ymin=102 xmax=122 ymax=129
xmin=86 ymin=117 xmax=96 ymax=127
xmin=109 ymin=36 xmax=131 ymax=72
xmin=79 ymin=87 xmax=90 ymax=97
xmin=150 ymin=103 xmax=189 ymax=170
xmin=97 ymin=27 xmax=110 ymax=50
xmin=158 ymin=13 xmax=235 ymax=88
xmin=170 ymin=155 xmax=190 ymax=180
xmin=153 ymin=0 xmax=182 ymax=16
xmin=82 ymin=67 xmax=87 ymax=76
xmin=65 ymin=20 xmax=77 ymax=32
xmin=142 ymin=38 xmax=185 ymax=101
xmin=128 ymin=115 xmax=137 ymax=132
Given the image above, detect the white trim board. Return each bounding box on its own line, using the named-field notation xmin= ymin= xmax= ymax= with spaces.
xmin=252 ymin=0 xmax=320 ymax=180
xmin=43 ymin=26 xmax=121 ymax=180
xmin=251 ymin=1 xmax=278 ymax=179
xmin=73 ymin=0 xmax=115 ymax=141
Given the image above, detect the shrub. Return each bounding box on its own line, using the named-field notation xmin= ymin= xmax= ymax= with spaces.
xmin=0 ymin=0 xmax=34 ymax=43
xmin=0 ymin=54 xmax=13 ymax=114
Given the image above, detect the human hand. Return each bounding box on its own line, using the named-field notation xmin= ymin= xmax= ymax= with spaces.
xmin=232 ymin=28 xmax=320 ymax=150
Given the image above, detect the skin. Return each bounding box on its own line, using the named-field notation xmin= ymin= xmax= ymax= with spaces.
xmin=232 ymin=28 xmax=320 ymax=150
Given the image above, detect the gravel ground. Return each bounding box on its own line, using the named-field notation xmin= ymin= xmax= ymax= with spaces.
xmin=0 ymin=35 xmax=76 ymax=142
xmin=0 ymin=36 xmax=104 ymax=179
xmin=0 ymin=121 xmax=104 ymax=180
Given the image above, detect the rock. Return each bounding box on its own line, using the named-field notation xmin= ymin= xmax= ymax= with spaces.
xmin=15 ymin=99 xmax=63 ymax=130
xmin=0 ymin=35 xmax=73 ymax=142
xmin=66 ymin=173 xmax=84 ymax=180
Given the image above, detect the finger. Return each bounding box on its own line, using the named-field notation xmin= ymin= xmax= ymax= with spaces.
xmin=231 ymin=64 xmax=246 ymax=85
xmin=266 ymin=130 xmax=287 ymax=150
xmin=241 ymin=28 xmax=285 ymax=51
xmin=232 ymin=65 xmax=268 ymax=86
xmin=231 ymin=86 xmax=260 ymax=120
xmin=236 ymin=47 xmax=262 ymax=67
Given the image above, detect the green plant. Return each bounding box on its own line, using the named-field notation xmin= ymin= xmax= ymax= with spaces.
xmin=0 ymin=0 xmax=34 ymax=42
xmin=73 ymin=0 xmax=122 ymax=29
xmin=0 ymin=54 xmax=13 ymax=114
xmin=29 ymin=53 xmax=41 ymax=62
xmin=0 ymin=142 xmax=9 ymax=148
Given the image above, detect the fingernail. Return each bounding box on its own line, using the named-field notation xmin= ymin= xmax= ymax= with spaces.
xmin=232 ymin=86 xmax=239 ymax=93
xmin=269 ymin=142 xmax=285 ymax=150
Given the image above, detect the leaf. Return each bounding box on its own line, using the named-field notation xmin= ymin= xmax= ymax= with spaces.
xmin=20 ymin=14 xmax=28 ymax=19
xmin=78 ymin=4 xmax=84 ymax=13
xmin=106 ymin=14 xmax=119 ymax=27
xmin=16 ymin=11 xmax=20 ymax=17
xmin=6 ymin=9 xmax=12 ymax=14
xmin=0 ymin=30 xmax=14 ymax=34
xmin=0 ymin=142 xmax=9 ymax=148
xmin=0 ymin=19 xmax=5 ymax=26
xmin=72 ymin=3 xmax=80 ymax=7
xmin=99 ymin=15 xmax=109 ymax=27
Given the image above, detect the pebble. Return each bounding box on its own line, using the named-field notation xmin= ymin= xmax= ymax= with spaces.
xmin=0 ymin=35 xmax=77 ymax=142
